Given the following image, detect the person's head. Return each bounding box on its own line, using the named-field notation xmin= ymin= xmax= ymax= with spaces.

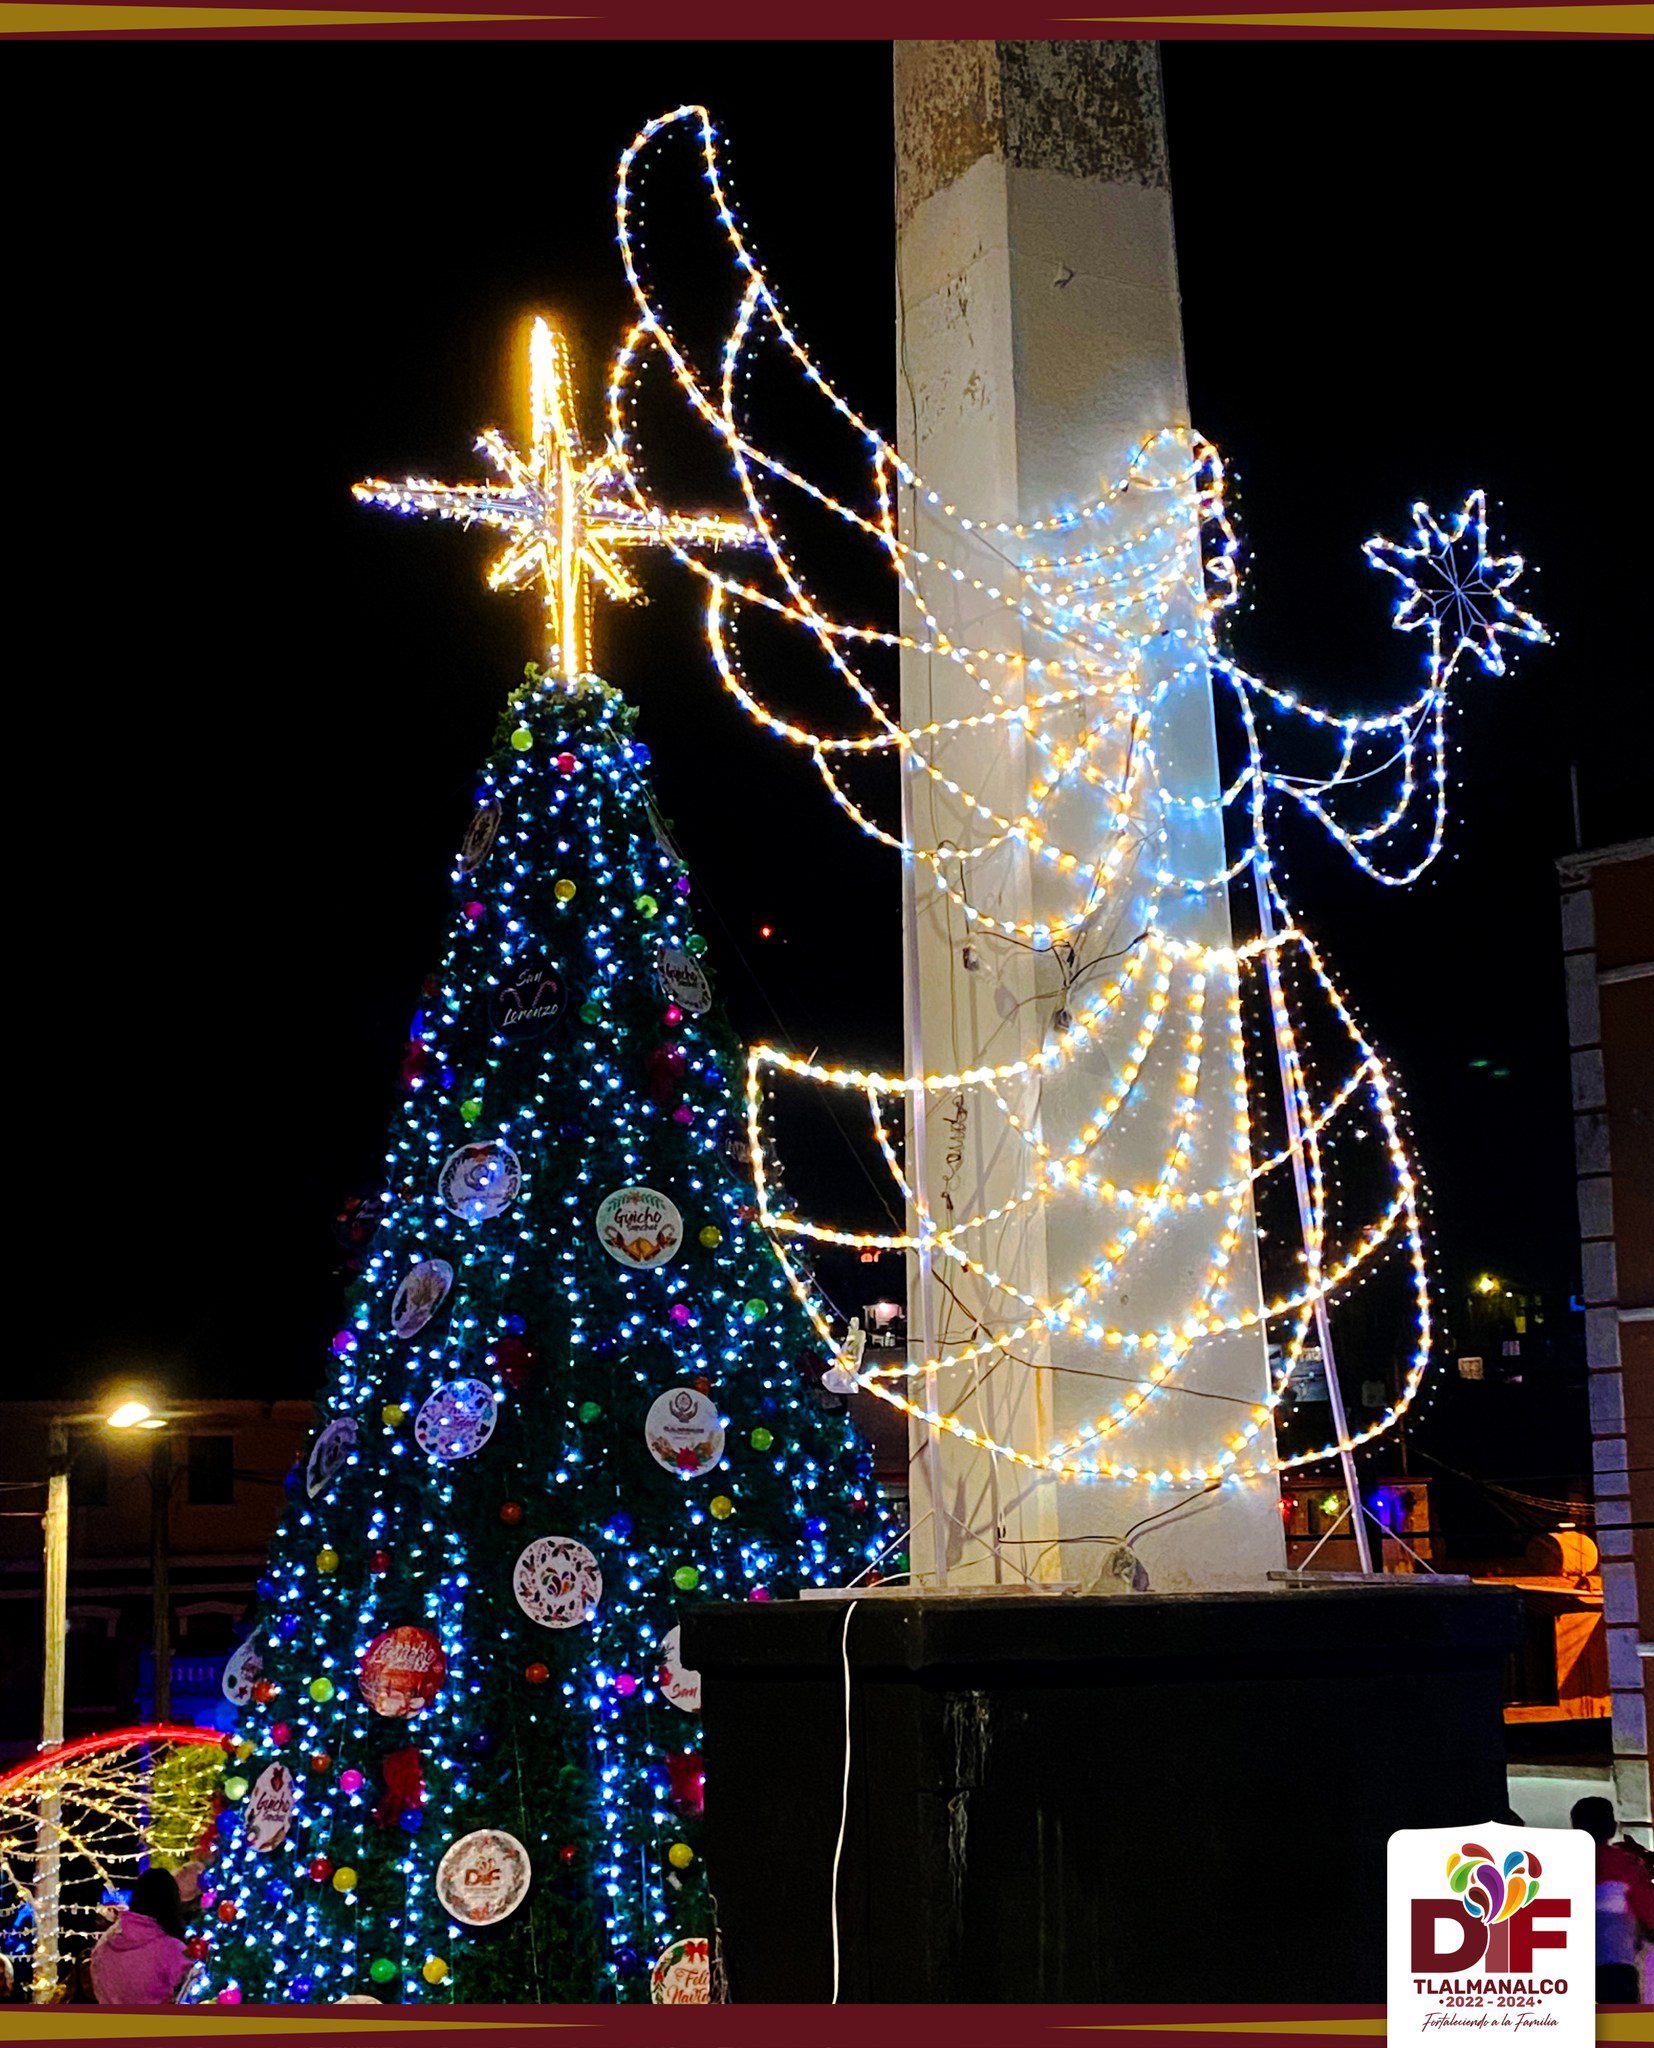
xmin=128 ymin=1868 xmax=185 ymax=1940
xmin=1571 ymin=1796 xmax=1617 ymax=1846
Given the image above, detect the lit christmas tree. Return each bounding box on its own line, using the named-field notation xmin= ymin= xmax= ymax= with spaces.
xmin=195 ymin=321 xmax=886 ymax=2007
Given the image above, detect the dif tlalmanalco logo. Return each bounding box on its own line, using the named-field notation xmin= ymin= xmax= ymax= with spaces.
xmin=1388 ymin=1824 xmax=1595 ymax=2043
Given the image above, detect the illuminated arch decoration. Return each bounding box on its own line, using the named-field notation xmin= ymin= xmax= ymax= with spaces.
xmin=0 ymin=1726 xmax=225 ymax=1992
xmin=597 ymin=105 xmax=1548 ymax=1494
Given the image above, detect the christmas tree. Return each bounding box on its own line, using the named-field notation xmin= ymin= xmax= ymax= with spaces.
xmin=195 ymin=322 xmax=886 ymax=2007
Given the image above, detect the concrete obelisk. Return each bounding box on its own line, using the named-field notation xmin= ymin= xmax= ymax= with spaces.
xmin=894 ymin=42 xmax=1286 ymax=1590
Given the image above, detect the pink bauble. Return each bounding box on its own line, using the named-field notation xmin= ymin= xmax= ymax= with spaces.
xmin=218 ymin=1988 xmax=243 ymax=2006
xmin=270 ymin=1722 xmax=291 ymax=1745
xmin=339 ymin=1768 xmax=363 ymax=1794
xmin=664 ymin=1005 xmax=684 ymax=1026
xmin=669 ymin=1303 xmax=693 ymax=1328
xmin=674 ymin=876 xmax=691 ymax=897
xmin=464 ymin=900 xmax=487 ymax=923
xmin=749 ymin=1586 xmax=772 ymax=1603
xmin=555 ymin=752 xmax=578 ymax=775
xmin=615 ymin=1673 xmax=639 ymax=1698
xmin=672 ymin=1106 xmax=695 ymax=1126
xmin=330 ymin=1331 xmax=355 ymax=1356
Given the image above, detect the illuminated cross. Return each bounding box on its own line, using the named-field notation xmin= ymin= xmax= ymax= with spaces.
xmin=355 ymin=317 xmax=754 ymax=681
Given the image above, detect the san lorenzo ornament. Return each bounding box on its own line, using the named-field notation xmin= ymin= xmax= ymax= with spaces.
xmin=358 ymin=1624 xmax=447 ymax=1718
xmin=645 ymin=1388 xmax=725 ymax=1477
xmin=650 ymin=1936 xmax=712 ymax=2004
xmin=436 ymin=1828 xmax=531 ymax=1928
xmin=513 ymin=1537 xmax=602 ymax=1629
xmin=306 ymin=1418 xmax=358 ymax=1499
xmin=596 ymin=1186 xmax=681 ymax=1269
xmin=246 ymin=1763 xmax=296 ymax=1852
xmin=654 ymin=944 xmax=711 ymax=1016
xmin=458 ymin=797 xmax=501 ymax=874
xmin=489 ymin=952 xmax=566 ymax=1040
xmin=415 ymin=1380 xmax=497 ymax=1461
xmin=657 ymin=1624 xmax=701 ymax=1714
xmin=391 ymin=1258 xmax=454 ymax=1340
xmin=439 ymin=1141 xmax=521 ymax=1221
xmin=222 ymin=1635 xmax=263 ymax=1707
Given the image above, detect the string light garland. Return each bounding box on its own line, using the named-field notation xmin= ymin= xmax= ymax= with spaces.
xmin=600 ymin=103 xmax=1548 ymax=1496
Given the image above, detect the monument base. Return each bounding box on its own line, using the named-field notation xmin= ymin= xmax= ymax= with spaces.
xmin=682 ymin=1583 xmax=1521 ymax=2002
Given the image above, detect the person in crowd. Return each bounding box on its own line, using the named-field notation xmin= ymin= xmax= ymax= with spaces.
xmin=1572 ymin=1795 xmax=1654 ymax=2004
xmin=87 ymin=1868 xmax=191 ymax=2005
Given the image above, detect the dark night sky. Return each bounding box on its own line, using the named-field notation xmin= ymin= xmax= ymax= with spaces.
xmin=12 ymin=46 xmax=1647 ymax=1438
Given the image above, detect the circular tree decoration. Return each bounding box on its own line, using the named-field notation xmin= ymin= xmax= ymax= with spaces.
xmin=655 ymin=944 xmax=711 ymax=1017
xmin=489 ymin=952 xmax=566 ymax=1041
xmin=222 ymin=1636 xmax=263 ymax=1707
xmin=439 ymin=1142 xmax=521 ymax=1222
xmin=306 ymin=1418 xmax=358 ymax=1500
xmin=358 ymin=1624 xmax=447 ymax=1718
xmin=415 ymin=1380 xmax=497 ymax=1462
xmin=457 ymin=797 xmax=502 ymax=875
xmin=513 ymin=1537 xmax=602 ymax=1630
xmin=595 ymin=1186 xmax=682 ymax=1269
xmin=246 ymin=1762 xmax=296 ymax=1852
xmin=391 ymin=1259 xmax=454 ymax=1340
xmin=436 ymin=1828 xmax=531 ymax=1927
xmin=644 ymin=1388 xmax=725 ymax=1477
xmin=656 ymin=1624 xmax=701 ymax=1714
xmin=650 ymin=1936 xmax=712 ymax=2003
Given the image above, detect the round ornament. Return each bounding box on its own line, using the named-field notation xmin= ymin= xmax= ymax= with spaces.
xmin=656 ymin=1625 xmax=701 ymax=1714
xmin=221 ymin=1636 xmax=263 ymax=1708
xmin=358 ymin=1624 xmax=447 ymax=1718
xmin=595 ymin=1186 xmax=682 ymax=1270
xmin=489 ymin=952 xmax=566 ymax=1041
xmin=513 ymin=1537 xmax=602 ymax=1631
xmin=650 ymin=1935 xmax=713 ymax=2005
xmin=306 ymin=1419 xmax=358 ymax=1500
xmin=435 ymin=1828 xmax=532 ymax=1928
xmin=246 ymin=1762 xmax=296 ymax=1853
xmin=644 ymin=1388 xmax=725 ymax=1478
xmin=458 ymin=797 xmax=502 ymax=875
xmin=415 ymin=1379 xmax=498 ymax=1462
xmin=438 ymin=1142 xmax=521 ymax=1222
xmin=655 ymin=944 xmax=712 ymax=1017
xmin=391 ymin=1259 xmax=454 ymax=1340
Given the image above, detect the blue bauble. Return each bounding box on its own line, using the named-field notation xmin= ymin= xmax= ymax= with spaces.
xmin=614 ymin=1947 xmax=640 ymax=1973
xmin=257 ymin=1577 xmax=277 ymax=1601
xmin=806 ymin=1517 xmax=828 ymax=1539
xmin=399 ymin=1808 xmax=424 ymax=1833
xmin=277 ymin=1614 xmax=300 ymax=1639
xmin=606 ymin=1512 xmax=634 ymax=1541
xmin=470 ymin=1729 xmax=497 ymax=1759
xmin=291 ymin=1977 xmax=315 ymax=2003
xmin=631 ymin=742 xmax=652 ymax=766
xmin=504 ymin=1314 xmax=526 ymax=1335
xmin=215 ymin=1810 xmax=238 ymax=1839
xmin=759 ymin=1396 xmax=779 ymax=1418
xmin=264 ymin=1880 xmax=285 ymax=1906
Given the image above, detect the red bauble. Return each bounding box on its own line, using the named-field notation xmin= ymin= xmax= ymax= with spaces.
xmin=644 ymin=1043 xmax=688 ymax=1107
xmin=524 ymin=1661 xmax=550 ymax=1687
xmin=558 ymin=1843 xmax=578 ymax=1867
xmin=693 ymin=1377 xmax=712 ymax=1395
xmin=664 ymin=1750 xmax=706 ymax=1816
xmin=555 ymin=752 xmax=578 ymax=775
xmin=186 ymin=1937 xmax=209 ymax=1961
xmin=499 ymin=1500 xmax=524 ymax=1527
xmin=309 ymin=1752 xmax=332 ymax=1775
xmin=308 ymin=1856 xmax=332 ymax=1883
xmin=493 ymin=1336 xmax=536 ymax=1390
xmin=216 ymin=1901 xmax=238 ymax=1924
xmin=370 ymin=1549 xmax=391 ymax=1576
xmin=252 ymin=1679 xmax=277 ymax=1705
xmin=400 ymin=1044 xmax=430 ymax=1089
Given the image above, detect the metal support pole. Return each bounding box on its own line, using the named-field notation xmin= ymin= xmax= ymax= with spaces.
xmin=150 ymin=1434 xmax=172 ymax=1723
xmin=34 ymin=1422 xmax=69 ymax=2004
xmin=900 ymin=749 xmax=949 ymax=1588
xmin=1253 ymin=865 xmax=1374 ymax=1575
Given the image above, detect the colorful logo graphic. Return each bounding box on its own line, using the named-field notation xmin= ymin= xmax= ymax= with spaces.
xmin=1444 ymin=1840 xmax=1541 ymax=1928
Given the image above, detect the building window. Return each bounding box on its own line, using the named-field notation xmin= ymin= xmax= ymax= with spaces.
xmin=186 ymin=1435 xmax=235 ymax=1505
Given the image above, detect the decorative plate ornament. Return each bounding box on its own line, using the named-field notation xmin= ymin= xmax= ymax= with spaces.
xmin=358 ymin=1623 xmax=448 ymax=1718
xmin=655 ymin=944 xmax=711 ymax=1017
xmin=306 ymin=1418 xmax=358 ymax=1499
xmin=657 ymin=1625 xmax=701 ymax=1714
xmin=650 ymin=1936 xmax=712 ymax=2004
xmin=489 ymin=952 xmax=566 ymax=1041
xmin=246 ymin=1762 xmax=296 ymax=1852
xmin=513 ymin=1537 xmax=602 ymax=1630
xmin=391 ymin=1258 xmax=454 ymax=1340
xmin=415 ymin=1379 xmax=498 ymax=1462
xmin=438 ymin=1141 xmax=521 ymax=1222
xmin=458 ymin=797 xmax=502 ymax=874
xmin=645 ymin=1388 xmax=725 ymax=1477
xmin=221 ymin=1635 xmax=263 ymax=1707
xmin=596 ymin=1186 xmax=682 ymax=1269
xmin=436 ymin=1828 xmax=531 ymax=1928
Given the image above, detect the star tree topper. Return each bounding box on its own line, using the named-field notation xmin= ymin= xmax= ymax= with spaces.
xmin=355 ymin=317 xmax=754 ymax=681
xmin=1363 ymin=489 xmax=1548 ymax=682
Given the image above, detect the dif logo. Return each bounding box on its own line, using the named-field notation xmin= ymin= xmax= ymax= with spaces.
xmin=1387 ymin=1823 xmax=1594 ymax=2045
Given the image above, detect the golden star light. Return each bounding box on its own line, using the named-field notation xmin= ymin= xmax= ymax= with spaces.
xmin=355 ymin=317 xmax=754 ymax=680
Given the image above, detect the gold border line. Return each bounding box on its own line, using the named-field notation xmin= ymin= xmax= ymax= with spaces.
xmin=0 ymin=2023 xmax=592 ymax=2038
xmin=0 ymin=6 xmax=580 ymax=28
xmin=1063 ymin=4 xmax=1651 ymax=25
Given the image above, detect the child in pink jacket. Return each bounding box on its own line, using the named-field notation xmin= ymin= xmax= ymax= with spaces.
xmin=88 ymin=1869 xmax=191 ymax=2005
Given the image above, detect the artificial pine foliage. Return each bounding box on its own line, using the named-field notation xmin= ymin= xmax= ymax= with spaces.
xmin=199 ymin=666 xmax=885 ymax=2004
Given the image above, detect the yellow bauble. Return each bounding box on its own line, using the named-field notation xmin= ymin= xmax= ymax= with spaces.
xmin=332 ymin=1866 xmax=359 ymax=1893
xmin=317 ymin=1547 xmax=340 ymax=1574
xmin=554 ymin=879 xmax=577 ymax=904
xmin=710 ymin=1495 xmax=734 ymax=1520
xmin=382 ymin=1404 xmax=406 ymax=1429
xmin=698 ymin=1225 xmax=722 ymax=1249
xmin=667 ymin=1842 xmax=694 ymax=1870
xmin=421 ymin=1957 xmax=450 ymax=1985
xmin=233 ymin=1738 xmax=254 ymax=1761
